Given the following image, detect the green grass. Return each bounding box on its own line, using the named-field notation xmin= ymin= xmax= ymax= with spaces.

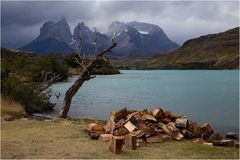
xmin=1 ymin=118 xmax=239 ymax=159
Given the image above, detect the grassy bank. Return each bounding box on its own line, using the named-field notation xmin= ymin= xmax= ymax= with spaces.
xmin=1 ymin=98 xmax=27 ymax=119
xmin=1 ymin=118 xmax=239 ymax=159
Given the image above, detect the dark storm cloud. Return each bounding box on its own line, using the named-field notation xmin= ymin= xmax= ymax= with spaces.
xmin=1 ymin=1 xmax=239 ymax=49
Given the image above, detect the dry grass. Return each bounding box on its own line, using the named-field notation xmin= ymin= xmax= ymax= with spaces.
xmin=1 ymin=97 xmax=27 ymax=118
xmin=1 ymin=118 xmax=239 ymax=159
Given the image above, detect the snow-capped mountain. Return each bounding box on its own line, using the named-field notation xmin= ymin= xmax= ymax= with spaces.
xmin=107 ymin=21 xmax=179 ymax=56
xmin=19 ymin=19 xmax=179 ymax=56
xmin=71 ymin=22 xmax=110 ymax=55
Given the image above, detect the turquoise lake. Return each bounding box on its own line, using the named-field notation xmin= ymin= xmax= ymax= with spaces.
xmin=49 ymin=70 xmax=239 ymax=135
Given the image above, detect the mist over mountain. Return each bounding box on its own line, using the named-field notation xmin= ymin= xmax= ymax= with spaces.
xmin=20 ymin=18 xmax=74 ymax=55
xmin=19 ymin=18 xmax=179 ymax=56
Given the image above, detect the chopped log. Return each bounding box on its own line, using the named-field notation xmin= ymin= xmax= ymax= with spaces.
xmin=99 ymin=134 xmax=112 ymax=142
xmin=108 ymin=118 xmax=117 ymax=134
xmin=163 ymin=118 xmax=172 ymax=124
xmin=112 ymin=108 xmax=128 ymax=123
xmin=182 ymin=129 xmax=194 ymax=139
xmin=213 ymin=139 xmax=235 ymax=147
xmin=141 ymin=114 xmax=157 ymax=122
xmin=85 ymin=123 xmax=98 ymax=133
xmin=225 ymin=132 xmax=238 ymax=139
xmin=152 ymin=107 xmax=165 ymax=119
xmin=103 ymin=120 xmax=111 ymax=133
xmin=90 ymin=132 xmax=100 ymax=140
xmin=155 ymin=128 xmax=165 ymax=134
xmin=161 ymin=134 xmax=173 ymax=142
xmin=124 ymin=121 xmax=137 ymax=132
xmin=113 ymin=127 xmax=129 ymax=136
xmin=164 ymin=111 xmax=171 ymax=117
xmin=134 ymin=120 xmax=147 ymax=129
xmin=157 ymin=122 xmax=165 ymax=129
xmin=92 ymin=124 xmax=104 ymax=132
xmin=85 ymin=123 xmax=104 ymax=133
xmin=126 ymin=112 xmax=140 ymax=123
xmin=166 ymin=123 xmax=179 ymax=137
xmin=145 ymin=127 xmax=159 ymax=138
xmin=166 ymin=123 xmax=184 ymax=141
xmin=136 ymin=138 xmax=147 ymax=147
xmin=207 ymin=133 xmax=223 ymax=142
xmin=192 ymin=138 xmax=205 ymax=144
xmin=203 ymin=142 xmax=213 ymax=146
xmin=146 ymin=135 xmax=163 ymax=143
xmin=142 ymin=109 xmax=150 ymax=115
xmin=187 ymin=121 xmax=201 ymax=137
xmin=109 ymin=136 xmax=125 ymax=154
xmin=124 ymin=134 xmax=137 ymax=150
xmin=176 ymin=117 xmax=188 ymax=128
xmin=174 ymin=133 xmax=184 ymax=141
xmin=200 ymin=123 xmax=214 ymax=139
xmin=162 ymin=125 xmax=171 ymax=136
xmin=130 ymin=130 xmax=142 ymax=137
xmin=116 ymin=119 xmax=126 ymax=127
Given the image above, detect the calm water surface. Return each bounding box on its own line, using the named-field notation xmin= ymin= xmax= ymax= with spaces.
xmin=49 ymin=70 xmax=239 ymax=134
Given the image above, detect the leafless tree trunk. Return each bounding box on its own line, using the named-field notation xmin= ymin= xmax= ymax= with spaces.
xmin=59 ymin=39 xmax=117 ymax=118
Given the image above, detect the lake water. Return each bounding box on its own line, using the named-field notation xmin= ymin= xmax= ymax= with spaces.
xmin=49 ymin=70 xmax=239 ymax=135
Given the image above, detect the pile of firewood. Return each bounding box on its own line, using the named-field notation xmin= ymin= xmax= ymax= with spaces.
xmin=84 ymin=107 xmax=238 ymax=154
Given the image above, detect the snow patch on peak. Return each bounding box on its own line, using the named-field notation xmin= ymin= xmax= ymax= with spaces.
xmin=138 ymin=30 xmax=149 ymax=34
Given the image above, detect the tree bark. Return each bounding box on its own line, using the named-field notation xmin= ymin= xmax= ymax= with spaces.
xmin=59 ymin=40 xmax=117 ymax=118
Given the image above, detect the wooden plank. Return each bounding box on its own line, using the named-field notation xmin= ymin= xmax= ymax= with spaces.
xmin=146 ymin=135 xmax=163 ymax=143
xmin=109 ymin=136 xmax=125 ymax=154
xmin=99 ymin=134 xmax=112 ymax=142
xmin=124 ymin=134 xmax=137 ymax=150
xmin=124 ymin=121 xmax=137 ymax=132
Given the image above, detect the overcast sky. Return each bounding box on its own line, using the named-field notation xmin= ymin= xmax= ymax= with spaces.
xmin=1 ymin=1 xmax=239 ymax=49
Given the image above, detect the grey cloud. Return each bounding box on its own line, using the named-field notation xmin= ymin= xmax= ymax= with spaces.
xmin=1 ymin=1 xmax=239 ymax=49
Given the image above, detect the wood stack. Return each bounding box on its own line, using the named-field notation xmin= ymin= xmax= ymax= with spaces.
xmin=84 ymin=107 xmax=238 ymax=154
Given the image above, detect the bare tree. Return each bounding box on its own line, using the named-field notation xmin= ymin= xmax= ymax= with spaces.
xmin=59 ymin=26 xmax=117 ymax=118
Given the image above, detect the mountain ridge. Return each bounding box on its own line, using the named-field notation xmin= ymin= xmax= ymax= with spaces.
xmin=19 ymin=19 xmax=180 ymax=56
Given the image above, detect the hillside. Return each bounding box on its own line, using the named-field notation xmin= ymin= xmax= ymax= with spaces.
xmin=144 ymin=27 xmax=239 ymax=69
